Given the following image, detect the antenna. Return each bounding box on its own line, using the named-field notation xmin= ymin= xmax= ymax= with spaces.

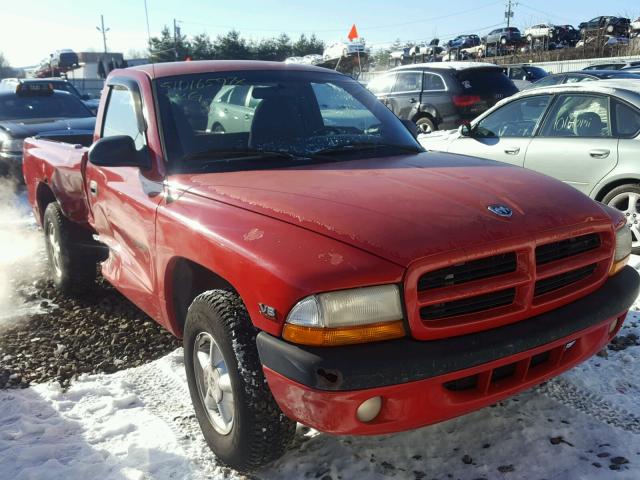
xmin=143 ymin=0 xmax=154 ymax=66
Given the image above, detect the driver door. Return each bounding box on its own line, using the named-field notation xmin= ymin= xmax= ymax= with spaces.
xmin=84 ymin=78 xmax=164 ymax=320
xmin=447 ymin=94 xmax=552 ymax=166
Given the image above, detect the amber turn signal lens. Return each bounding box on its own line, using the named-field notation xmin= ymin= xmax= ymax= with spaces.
xmin=282 ymin=320 xmax=405 ymax=346
xmin=609 ymin=255 xmax=629 ymax=276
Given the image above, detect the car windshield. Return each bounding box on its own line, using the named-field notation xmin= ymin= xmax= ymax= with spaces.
xmin=155 ymin=70 xmax=422 ymax=173
xmin=0 ymin=92 xmax=92 ymax=121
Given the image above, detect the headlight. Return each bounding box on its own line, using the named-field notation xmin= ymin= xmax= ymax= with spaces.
xmin=0 ymin=139 xmax=24 ymax=153
xmin=610 ymin=226 xmax=632 ymax=276
xmin=283 ymin=285 xmax=405 ymax=346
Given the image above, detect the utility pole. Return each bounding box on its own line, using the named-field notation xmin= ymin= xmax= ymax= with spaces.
xmin=505 ymin=0 xmax=515 ymax=28
xmin=173 ymin=18 xmax=181 ymax=60
xmin=96 ymin=14 xmax=109 ymax=53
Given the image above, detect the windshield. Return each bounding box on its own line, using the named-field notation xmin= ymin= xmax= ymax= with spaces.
xmin=155 ymin=70 xmax=421 ymax=173
xmin=0 ymin=92 xmax=92 ymax=121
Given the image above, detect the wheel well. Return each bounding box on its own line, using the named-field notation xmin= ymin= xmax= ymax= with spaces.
xmin=36 ymin=182 xmax=56 ymax=225
xmin=169 ymin=258 xmax=236 ymax=335
xmin=594 ymin=179 xmax=640 ymax=202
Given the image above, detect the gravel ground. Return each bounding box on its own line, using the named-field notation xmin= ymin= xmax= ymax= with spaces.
xmin=0 ymin=275 xmax=180 ymax=389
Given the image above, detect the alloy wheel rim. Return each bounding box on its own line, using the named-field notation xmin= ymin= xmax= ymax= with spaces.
xmin=608 ymin=192 xmax=640 ymax=248
xmin=47 ymin=222 xmax=62 ymax=278
xmin=193 ymin=332 xmax=235 ymax=435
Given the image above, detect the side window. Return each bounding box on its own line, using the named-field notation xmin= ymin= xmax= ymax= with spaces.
xmin=540 ymin=94 xmax=611 ymax=137
xmin=475 ymin=95 xmax=551 ymax=138
xmin=613 ymin=100 xmax=640 ymax=138
xmin=102 ymin=86 xmax=145 ymax=150
xmin=229 ymin=85 xmax=250 ymax=106
xmin=423 ymin=73 xmax=445 ymax=91
xmin=533 ymin=75 xmax=563 ymax=87
xmin=509 ymin=67 xmax=525 ymax=80
xmin=367 ymin=73 xmax=396 ymax=95
xmin=392 ymin=72 xmax=422 ymax=93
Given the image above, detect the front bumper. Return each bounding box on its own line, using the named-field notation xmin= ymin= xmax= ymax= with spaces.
xmin=0 ymin=152 xmax=23 ymax=178
xmin=258 ymin=266 xmax=639 ymax=434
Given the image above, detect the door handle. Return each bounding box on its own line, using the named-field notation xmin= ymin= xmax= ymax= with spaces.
xmin=589 ymin=149 xmax=610 ymax=158
xmin=244 ymin=114 xmax=251 ymax=120
xmin=409 ymin=98 xmax=417 ymax=104
xmin=89 ymin=180 xmax=98 ymax=196
xmin=504 ymin=147 xmax=520 ymax=155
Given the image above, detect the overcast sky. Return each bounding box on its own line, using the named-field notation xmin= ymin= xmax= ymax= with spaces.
xmin=2 ymin=0 xmax=639 ymax=66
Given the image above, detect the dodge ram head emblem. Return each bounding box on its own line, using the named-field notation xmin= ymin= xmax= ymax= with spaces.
xmin=488 ymin=204 xmax=513 ymax=217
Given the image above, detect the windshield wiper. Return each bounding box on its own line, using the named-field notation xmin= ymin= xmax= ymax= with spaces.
xmin=180 ymin=148 xmax=308 ymax=164
xmin=312 ymin=142 xmax=423 ymax=157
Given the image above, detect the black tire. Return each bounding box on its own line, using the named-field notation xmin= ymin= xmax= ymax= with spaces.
xmin=415 ymin=116 xmax=436 ymax=134
xmin=602 ymin=184 xmax=640 ymax=255
xmin=43 ymin=202 xmax=97 ymax=294
xmin=211 ymin=123 xmax=225 ymax=134
xmin=183 ymin=290 xmax=296 ymax=471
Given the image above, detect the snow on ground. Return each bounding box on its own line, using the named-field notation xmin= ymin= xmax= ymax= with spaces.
xmin=3 ymin=279 xmax=640 ymax=479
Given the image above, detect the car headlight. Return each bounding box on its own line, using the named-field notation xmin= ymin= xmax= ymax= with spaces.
xmin=0 ymin=138 xmax=24 ymax=153
xmin=282 ymin=284 xmax=405 ymax=346
xmin=610 ymin=226 xmax=632 ymax=276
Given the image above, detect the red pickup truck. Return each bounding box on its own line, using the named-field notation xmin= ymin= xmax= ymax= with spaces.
xmin=23 ymin=61 xmax=639 ymax=471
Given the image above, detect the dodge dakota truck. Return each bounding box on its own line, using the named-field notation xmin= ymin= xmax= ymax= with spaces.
xmin=22 ymin=60 xmax=639 ymax=471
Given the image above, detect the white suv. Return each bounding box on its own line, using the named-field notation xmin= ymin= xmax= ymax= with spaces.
xmin=524 ymin=24 xmax=556 ymax=42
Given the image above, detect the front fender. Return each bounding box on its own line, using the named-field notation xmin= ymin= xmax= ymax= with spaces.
xmin=155 ymin=191 xmax=405 ymax=337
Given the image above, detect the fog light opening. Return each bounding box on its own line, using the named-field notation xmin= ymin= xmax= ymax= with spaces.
xmin=609 ymin=319 xmax=619 ymax=334
xmin=356 ymin=396 xmax=382 ymax=423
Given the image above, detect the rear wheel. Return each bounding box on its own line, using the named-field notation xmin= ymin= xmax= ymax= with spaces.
xmin=527 ymin=34 xmax=533 ymax=42
xmin=602 ymin=184 xmax=640 ymax=255
xmin=415 ymin=116 xmax=436 ymax=134
xmin=43 ymin=202 xmax=97 ymax=294
xmin=183 ymin=290 xmax=296 ymax=471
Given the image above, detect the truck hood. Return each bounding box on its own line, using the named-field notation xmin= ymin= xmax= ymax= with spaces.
xmin=172 ymin=152 xmax=611 ymax=267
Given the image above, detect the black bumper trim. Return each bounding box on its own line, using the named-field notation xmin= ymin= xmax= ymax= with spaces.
xmin=257 ymin=266 xmax=640 ymax=392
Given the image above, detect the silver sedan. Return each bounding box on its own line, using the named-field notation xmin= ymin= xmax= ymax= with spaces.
xmin=419 ymin=79 xmax=640 ymax=253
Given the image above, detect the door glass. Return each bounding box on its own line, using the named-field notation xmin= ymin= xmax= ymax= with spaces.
xmin=613 ymin=100 xmax=640 ymax=138
xmin=540 ymin=94 xmax=611 ymax=137
xmin=102 ymin=86 xmax=145 ymax=150
xmin=229 ymin=85 xmax=250 ymax=106
xmin=423 ymin=73 xmax=445 ymax=91
xmin=475 ymin=95 xmax=551 ymax=137
xmin=392 ymin=72 xmax=422 ymax=93
xmin=367 ymin=74 xmax=395 ymax=95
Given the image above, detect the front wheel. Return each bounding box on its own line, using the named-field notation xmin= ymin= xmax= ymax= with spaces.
xmin=500 ymin=36 xmax=507 ymax=45
xmin=602 ymin=184 xmax=640 ymax=255
xmin=415 ymin=116 xmax=436 ymax=134
xmin=184 ymin=290 xmax=296 ymax=471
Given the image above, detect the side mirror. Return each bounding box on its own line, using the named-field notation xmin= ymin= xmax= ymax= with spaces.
xmin=400 ymin=119 xmax=419 ymax=138
xmin=88 ymin=135 xmax=149 ymax=168
xmin=459 ymin=122 xmax=473 ymax=137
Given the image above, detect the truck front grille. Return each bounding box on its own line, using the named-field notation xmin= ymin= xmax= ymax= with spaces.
xmin=405 ymin=225 xmax=614 ymax=340
xmin=417 ymin=253 xmax=516 ymax=290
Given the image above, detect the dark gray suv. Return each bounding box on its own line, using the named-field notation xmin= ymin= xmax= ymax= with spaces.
xmin=367 ymin=62 xmax=518 ymax=133
xmin=483 ymin=27 xmax=522 ymax=45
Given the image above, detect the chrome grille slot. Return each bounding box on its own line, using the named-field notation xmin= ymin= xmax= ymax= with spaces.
xmin=420 ymin=288 xmax=516 ymax=321
xmin=534 ymin=264 xmax=597 ymax=297
xmin=417 ymin=252 xmax=517 ymax=291
xmin=536 ymin=233 xmax=600 ymax=265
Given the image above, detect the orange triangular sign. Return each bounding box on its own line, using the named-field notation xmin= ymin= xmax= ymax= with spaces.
xmin=348 ymin=24 xmax=359 ymax=41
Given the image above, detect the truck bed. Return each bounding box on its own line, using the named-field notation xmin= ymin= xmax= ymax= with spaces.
xmin=23 ymin=136 xmax=92 ymax=227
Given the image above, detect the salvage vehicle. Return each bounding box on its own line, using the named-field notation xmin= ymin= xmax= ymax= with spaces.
xmin=22 ymin=61 xmax=639 ymax=471
xmin=0 ymin=77 xmax=100 ymax=113
xmin=528 ymin=70 xmax=640 ymax=88
xmin=482 ymin=27 xmax=522 ymax=45
xmin=501 ymin=64 xmax=548 ymax=90
xmin=367 ymin=62 xmax=518 ymax=133
xmin=0 ymin=82 xmax=94 ymax=177
xmin=524 ymin=24 xmax=557 ymax=42
xmin=579 ymin=16 xmax=630 ymax=37
xmin=419 ymin=80 xmax=640 ymax=253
